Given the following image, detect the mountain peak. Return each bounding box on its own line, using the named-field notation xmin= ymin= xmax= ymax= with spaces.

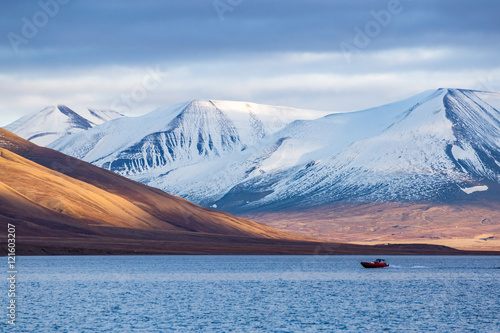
xmin=56 ymin=104 xmax=72 ymax=111
xmin=182 ymin=99 xmax=220 ymax=111
xmin=4 ymin=105 xmax=124 ymax=146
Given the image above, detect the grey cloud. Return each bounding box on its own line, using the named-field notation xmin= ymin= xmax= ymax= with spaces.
xmin=1 ymin=0 xmax=499 ymax=70
xmin=0 ymin=0 xmax=499 ymax=125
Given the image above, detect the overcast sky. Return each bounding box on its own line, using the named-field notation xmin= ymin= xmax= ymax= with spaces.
xmin=1 ymin=0 xmax=499 ymax=125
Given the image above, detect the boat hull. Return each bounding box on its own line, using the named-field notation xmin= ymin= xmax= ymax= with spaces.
xmin=361 ymin=262 xmax=389 ymax=268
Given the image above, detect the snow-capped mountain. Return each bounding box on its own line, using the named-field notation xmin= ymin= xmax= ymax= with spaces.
xmin=48 ymin=99 xmax=329 ymax=184
xmin=48 ymin=89 xmax=500 ymax=214
xmin=215 ymin=88 xmax=500 ymax=212
xmin=4 ymin=105 xmax=124 ymax=146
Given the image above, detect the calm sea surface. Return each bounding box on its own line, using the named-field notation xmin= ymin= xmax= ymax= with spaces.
xmin=2 ymin=255 xmax=499 ymax=332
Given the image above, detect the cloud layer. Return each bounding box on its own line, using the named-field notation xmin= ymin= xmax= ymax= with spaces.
xmin=1 ymin=0 xmax=499 ymax=124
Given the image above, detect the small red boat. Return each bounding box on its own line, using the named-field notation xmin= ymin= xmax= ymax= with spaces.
xmin=361 ymin=259 xmax=389 ymax=268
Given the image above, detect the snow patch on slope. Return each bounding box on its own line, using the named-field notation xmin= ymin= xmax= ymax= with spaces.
xmin=460 ymin=185 xmax=488 ymax=194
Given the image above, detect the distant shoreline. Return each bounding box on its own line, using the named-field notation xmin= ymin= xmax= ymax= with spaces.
xmin=2 ymin=241 xmax=499 ymax=256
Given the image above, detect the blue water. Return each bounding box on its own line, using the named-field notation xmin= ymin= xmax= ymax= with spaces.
xmin=2 ymin=255 xmax=500 ymax=332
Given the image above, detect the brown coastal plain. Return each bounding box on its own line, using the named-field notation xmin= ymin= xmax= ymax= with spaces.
xmin=0 ymin=129 xmax=497 ymax=255
xmin=242 ymin=202 xmax=500 ymax=251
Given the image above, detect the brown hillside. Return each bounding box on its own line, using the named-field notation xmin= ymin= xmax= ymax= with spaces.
xmin=0 ymin=128 xmax=300 ymax=239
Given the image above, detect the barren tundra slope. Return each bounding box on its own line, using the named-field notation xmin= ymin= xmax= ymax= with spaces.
xmin=0 ymin=128 xmax=312 ymax=254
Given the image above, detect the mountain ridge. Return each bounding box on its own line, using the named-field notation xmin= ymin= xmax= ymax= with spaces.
xmin=21 ymin=89 xmax=500 ymax=211
xmin=4 ymin=89 xmax=500 ymax=249
xmin=209 ymin=88 xmax=500 ymax=211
